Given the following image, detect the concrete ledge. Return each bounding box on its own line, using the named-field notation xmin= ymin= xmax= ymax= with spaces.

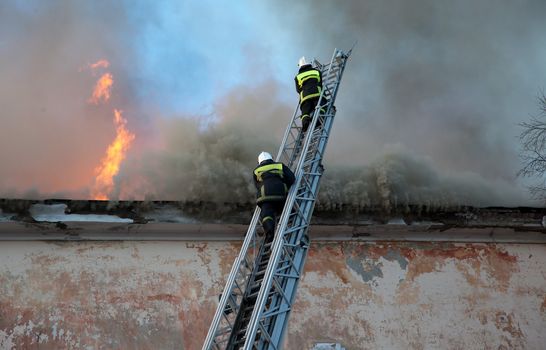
xmin=1 ymin=199 xmax=546 ymax=243
xmin=2 ymin=198 xmax=546 ymax=226
xmin=1 ymin=221 xmax=545 ymax=243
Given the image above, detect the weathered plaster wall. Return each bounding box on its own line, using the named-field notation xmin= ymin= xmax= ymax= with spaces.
xmin=0 ymin=240 xmax=545 ymax=349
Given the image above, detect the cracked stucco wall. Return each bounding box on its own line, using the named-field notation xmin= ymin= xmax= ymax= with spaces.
xmin=1 ymin=240 xmax=545 ymax=349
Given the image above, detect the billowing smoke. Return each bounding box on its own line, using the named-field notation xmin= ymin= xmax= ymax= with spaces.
xmin=318 ymin=150 xmax=529 ymax=209
xmin=113 ymin=83 xmax=290 ymax=203
xmin=1 ymin=1 xmax=543 ymax=207
xmin=111 ymin=81 xmax=528 ymax=207
xmin=114 ymin=107 xmax=528 ymax=208
xmin=256 ymin=0 xmax=546 ymax=206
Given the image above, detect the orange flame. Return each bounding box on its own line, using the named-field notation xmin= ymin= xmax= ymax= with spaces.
xmin=91 ymin=109 xmax=136 ymax=200
xmin=89 ymin=59 xmax=110 ymax=70
xmin=88 ymin=73 xmax=113 ymax=104
xmin=79 ymin=59 xmax=110 ymax=73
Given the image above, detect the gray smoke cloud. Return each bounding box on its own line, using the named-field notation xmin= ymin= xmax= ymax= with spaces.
xmin=261 ymin=0 xmax=546 ymax=200
xmin=113 ymin=82 xmax=291 ymax=202
xmin=112 ymin=82 xmax=529 ymax=207
xmin=318 ymin=149 xmax=529 ymax=210
xmin=1 ymin=1 xmax=542 ymax=207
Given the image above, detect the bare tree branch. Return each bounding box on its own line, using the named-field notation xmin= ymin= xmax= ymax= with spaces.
xmin=518 ymin=91 xmax=546 ymax=200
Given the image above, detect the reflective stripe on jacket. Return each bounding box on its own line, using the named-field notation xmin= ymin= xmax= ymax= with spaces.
xmin=253 ymin=160 xmax=296 ymax=204
xmin=295 ymin=65 xmax=322 ymax=103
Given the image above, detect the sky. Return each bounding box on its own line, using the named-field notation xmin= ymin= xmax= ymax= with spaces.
xmin=1 ymin=0 xmax=545 ymax=207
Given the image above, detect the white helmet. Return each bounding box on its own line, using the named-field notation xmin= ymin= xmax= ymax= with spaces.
xmin=258 ymin=151 xmax=273 ymax=163
xmin=298 ymin=56 xmax=308 ymax=68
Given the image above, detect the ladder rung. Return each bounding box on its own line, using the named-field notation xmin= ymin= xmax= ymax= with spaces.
xmin=205 ymin=49 xmax=350 ymax=350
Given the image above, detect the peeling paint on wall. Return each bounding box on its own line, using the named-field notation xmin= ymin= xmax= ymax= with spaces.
xmin=290 ymin=242 xmax=544 ymax=350
xmin=0 ymin=241 xmax=545 ymax=349
xmin=0 ymin=241 xmax=236 ymax=350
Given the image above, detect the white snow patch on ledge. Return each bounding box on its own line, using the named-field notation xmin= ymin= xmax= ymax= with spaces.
xmin=144 ymin=206 xmax=197 ymax=223
xmin=410 ymin=221 xmax=445 ymax=226
xmin=387 ymin=218 xmax=406 ymax=225
xmin=30 ymin=204 xmax=133 ymax=223
xmin=0 ymin=209 xmax=13 ymax=222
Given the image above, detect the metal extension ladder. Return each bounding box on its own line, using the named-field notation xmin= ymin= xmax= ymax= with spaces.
xmin=203 ymin=47 xmax=352 ymax=350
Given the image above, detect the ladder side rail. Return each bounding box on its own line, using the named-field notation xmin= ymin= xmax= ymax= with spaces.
xmin=203 ymin=209 xmax=262 ymax=349
xmin=281 ymin=55 xmax=338 ymax=169
xmin=275 ymin=46 xmax=342 ymax=246
xmin=276 ymin=101 xmax=301 ymax=167
xmin=264 ymin=119 xmax=333 ymax=347
xmin=258 ymin=130 xmax=327 ymax=349
xmin=324 ymin=61 xmax=349 ymax=115
xmin=247 ymin=49 xmax=338 ymax=348
xmin=284 ymin=126 xmax=304 ymax=170
xmin=241 ymin=105 xmax=322 ymax=349
xmin=279 ymin=52 xmax=341 ymax=169
xmin=223 ymin=99 xmax=306 ymax=347
xmin=251 ymin=49 xmax=352 ymax=349
xmin=204 ymin=70 xmax=309 ymax=349
xmin=267 ymin=112 xmax=337 ymax=349
xmin=215 ymin=100 xmax=307 ymax=349
xmin=209 ymin=47 xmax=352 ymax=350
xmin=267 ymin=51 xmax=352 ymax=347
xmin=264 ymin=203 xmax=315 ymax=347
xmin=327 ymin=49 xmax=352 ymax=105
xmin=226 ymin=235 xmax=275 ymax=348
xmin=313 ymin=49 xmax=340 ymax=125
xmin=276 ymin=50 xmax=339 ymax=183
xmin=240 ymin=49 xmax=341 ymax=348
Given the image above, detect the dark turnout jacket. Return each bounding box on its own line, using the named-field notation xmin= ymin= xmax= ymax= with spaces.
xmin=294 ymin=64 xmax=323 ymax=103
xmin=253 ymin=160 xmax=296 ymax=204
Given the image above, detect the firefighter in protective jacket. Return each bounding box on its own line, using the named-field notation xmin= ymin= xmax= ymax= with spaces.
xmin=253 ymin=151 xmax=296 ymax=238
xmin=295 ymin=56 xmax=326 ymax=132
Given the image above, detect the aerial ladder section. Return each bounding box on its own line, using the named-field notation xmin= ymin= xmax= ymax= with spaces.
xmin=202 ymin=47 xmax=352 ymax=350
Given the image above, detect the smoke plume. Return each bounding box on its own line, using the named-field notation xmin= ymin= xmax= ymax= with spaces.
xmin=110 ymin=82 xmax=529 ymax=207
xmin=257 ymin=0 xmax=546 ymax=206
xmin=113 ymin=83 xmax=290 ymax=203
xmin=1 ymin=1 xmax=543 ymax=207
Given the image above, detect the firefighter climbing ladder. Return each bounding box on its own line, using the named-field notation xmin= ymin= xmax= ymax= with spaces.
xmin=203 ymin=47 xmax=352 ymax=350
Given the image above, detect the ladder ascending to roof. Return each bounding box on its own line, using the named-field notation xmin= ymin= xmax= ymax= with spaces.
xmin=202 ymin=47 xmax=352 ymax=350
